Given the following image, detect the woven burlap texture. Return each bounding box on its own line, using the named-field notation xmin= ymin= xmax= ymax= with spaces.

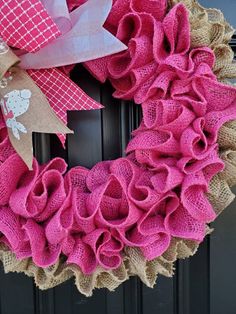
xmin=0 ymin=238 xmax=199 ymax=297
xmin=1 ymin=0 xmax=236 ymax=296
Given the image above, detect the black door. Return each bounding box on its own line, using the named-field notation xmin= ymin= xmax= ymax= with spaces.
xmin=0 ymin=1 xmax=236 ymax=314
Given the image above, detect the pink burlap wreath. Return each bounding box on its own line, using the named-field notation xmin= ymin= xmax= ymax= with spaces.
xmin=0 ymin=0 xmax=236 ymax=295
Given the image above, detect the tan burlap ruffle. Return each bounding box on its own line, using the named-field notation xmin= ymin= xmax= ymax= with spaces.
xmin=0 ymin=237 xmax=199 ymax=297
xmin=1 ymin=0 xmax=236 ymax=296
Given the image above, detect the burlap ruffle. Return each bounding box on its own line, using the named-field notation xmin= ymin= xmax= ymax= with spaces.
xmin=0 ymin=237 xmax=199 ymax=297
xmin=1 ymin=0 xmax=236 ymax=296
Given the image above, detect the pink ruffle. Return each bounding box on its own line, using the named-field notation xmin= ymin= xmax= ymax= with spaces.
xmin=0 ymin=0 xmax=236 ymax=275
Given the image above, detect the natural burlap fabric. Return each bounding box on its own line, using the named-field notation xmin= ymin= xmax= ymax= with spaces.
xmin=1 ymin=0 xmax=236 ymax=296
xmin=0 ymin=237 xmax=199 ymax=296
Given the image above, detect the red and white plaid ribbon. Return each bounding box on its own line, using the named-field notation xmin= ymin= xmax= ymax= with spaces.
xmin=28 ymin=68 xmax=103 ymax=145
xmin=0 ymin=0 xmax=61 ymax=52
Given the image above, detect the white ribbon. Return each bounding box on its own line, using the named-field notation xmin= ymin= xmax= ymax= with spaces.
xmin=19 ymin=0 xmax=127 ymax=69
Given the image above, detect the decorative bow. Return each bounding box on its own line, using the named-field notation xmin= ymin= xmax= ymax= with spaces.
xmin=19 ymin=0 xmax=127 ymax=69
xmin=0 ymin=0 xmax=127 ymax=163
xmin=0 ymin=43 xmax=72 ymax=169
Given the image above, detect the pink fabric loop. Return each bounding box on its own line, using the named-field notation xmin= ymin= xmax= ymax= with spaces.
xmin=108 ymin=36 xmax=153 ymax=79
xmin=84 ymin=57 xmax=110 ymax=83
xmin=65 ymin=167 xmax=94 ymax=233
xmin=127 ymin=130 xmax=180 ymax=156
xmin=139 ymin=152 xmax=177 ymax=171
xmin=181 ymin=172 xmax=216 ymax=223
xmin=111 ymin=62 xmax=158 ymax=102
xmin=0 ymin=0 xmax=61 ymax=52
xmin=116 ymin=226 xmax=171 ymax=261
xmin=170 ymin=79 xmax=208 ymax=116
xmin=22 ymin=171 xmax=66 ymax=221
xmin=67 ymin=229 xmax=124 ymax=274
xmin=44 ymin=167 xmax=88 ymax=245
xmin=45 ymin=199 xmax=73 ymax=245
xmin=22 ymin=219 xmax=61 ymax=267
xmin=151 ymin=165 xmax=184 ymax=194
xmin=40 ymin=157 xmax=67 ymax=175
xmin=190 ymin=48 xmax=215 ymax=70
xmin=9 ymin=158 xmax=67 ymax=221
xmin=134 ymin=70 xmax=177 ymax=104
xmin=65 ymin=166 xmax=90 ymax=193
xmin=128 ymin=171 xmax=161 ymax=210
xmin=86 ymin=161 xmax=111 ymax=191
xmin=161 ymin=4 xmax=190 ymax=56
xmin=83 ymin=229 xmax=123 ymax=270
xmin=158 ymin=55 xmax=190 ymax=79
xmin=177 ymin=148 xmax=224 ymax=179
xmin=204 ymin=108 xmax=236 ymax=144
xmin=140 ymin=233 xmax=171 ymax=260
xmin=138 ymin=192 xmax=179 ymax=236
xmin=67 ymin=238 xmax=97 ymax=274
xmin=0 ymin=206 xmax=24 ymax=251
xmin=0 ymin=154 xmax=29 ymax=206
xmin=165 ymin=204 xmax=205 ymax=241
xmin=87 ymin=159 xmax=142 ymax=228
xmin=104 ymin=0 xmax=130 ymax=28
xmin=115 ymin=226 xmax=161 ymax=249
xmin=130 ymin=0 xmax=167 ymax=21
xmin=180 ymin=122 xmax=213 ymax=161
xmin=72 ymin=191 xmax=96 ymax=233
xmin=194 ymin=77 xmax=236 ymax=112
xmin=116 ymin=12 xmax=155 ymax=46
xmin=154 ymin=11 xmax=188 ymax=64
xmin=142 ymin=99 xmax=195 ymax=137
